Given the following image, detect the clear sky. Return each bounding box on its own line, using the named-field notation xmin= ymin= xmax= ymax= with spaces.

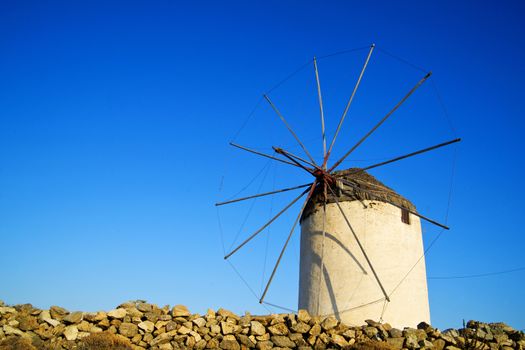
xmin=1 ymin=1 xmax=524 ymax=331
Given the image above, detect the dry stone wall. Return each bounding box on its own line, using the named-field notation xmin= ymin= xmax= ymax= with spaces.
xmin=0 ymin=300 xmax=523 ymax=350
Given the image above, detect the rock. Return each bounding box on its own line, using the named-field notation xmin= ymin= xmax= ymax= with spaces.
xmin=440 ymin=333 xmax=457 ymax=345
xmin=138 ymin=320 xmax=155 ymax=333
xmin=220 ymin=334 xmax=240 ymax=350
xmin=386 ymin=337 xmax=405 ymax=349
xmin=364 ymin=326 xmax=379 ymax=338
xmin=418 ymin=321 xmax=433 ymax=330
xmin=268 ymin=322 xmax=289 ymax=335
xmin=290 ymin=332 xmax=306 ymax=344
xmin=136 ymin=302 xmax=153 ymax=313
xmin=171 ymin=305 xmax=190 ymax=317
xmin=83 ymin=311 xmax=106 ymax=322
xmin=218 ymin=308 xmax=240 ymax=320
xmin=390 ymin=328 xmax=403 ymax=338
xmin=271 ymin=335 xmax=296 ymax=347
xmin=309 ymin=323 xmax=321 ymax=336
xmin=0 ymin=306 xmax=16 ymax=314
xmin=190 ymin=331 xmax=202 ymax=343
xmin=50 ymin=305 xmax=69 ymax=320
xmin=405 ymin=334 xmax=419 ymax=349
xmin=321 ymin=316 xmax=338 ymax=331
xmin=207 ymin=338 xmax=220 ymax=348
xmin=343 ymin=329 xmax=356 ymax=338
xmin=297 ymin=309 xmax=311 ymax=324
xmin=256 ymin=340 xmax=274 ymax=350
xmin=195 ymin=339 xmax=207 ymax=350
xmin=433 ymin=338 xmax=446 ymax=350
xmin=39 ymin=309 xmax=51 ymax=320
xmin=119 ymin=322 xmax=139 ymax=337
xmin=221 ymin=321 xmax=241 ymax=335
xmin=193 ymin=317 xmax=206 ymax=328
xmin=63 ymin=311 xmax=83 ymax=324
xmin=43 ymin=317 xmax=60 ymax=327
xmin=178 ymin=325 xmax=192 ymax=334
xmin=3 ymin=325 xmax=24 ymax=336
xmin=210 ymin=324 xmax=221 ymax=334
xmin=251 ymin=321 xmax=266 ymax=336
xmin=420 ymin=339 xmax=435 ymax=348
xmin=205 ymin=308 xmax=216 ymax=319
xmin=256 ymin=333 xmax=270 ymax=341
xmin=63 ymin=325 xmax=78 ymax=341
xmin=443 ymin=329 xmax=459 ymax=338
xmin=159 ymin=343 xmax=173 ymax=350
xmin=331 ymin=334 xmax=349 ymax=347
xmin=365 ymin=319 xmax=382 ymax=327
xmin=108 ymin=308 xmax=127 ymax=319
xmin=151 ymin=332 xmax=172 ymax=346
xmin=291 ymin=321 xmax=311 ymax=333
xmin=237 ymin=334 xmax=256 ymax=347
xmin=17 ymin=314 xmax=39 ymax=331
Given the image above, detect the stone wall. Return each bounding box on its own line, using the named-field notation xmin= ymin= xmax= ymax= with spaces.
xmin=0 ymin=300 xmax=523 ymax=350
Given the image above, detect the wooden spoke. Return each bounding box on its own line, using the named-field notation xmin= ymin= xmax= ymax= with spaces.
xmin=273 ymin=147 xmax=316 ymax=175
xmin=215 ymin=183 xmax=313 ymax=207
xmin=327 ymin=183 xmax=391 ymax=302
xmin=259 ymin=181 xmax=318 ymax=303
xmin=324 ymin=44 xmax=375 ymax=168
xmin=230 ymin=142 xmax=298 ymax=168
xmin=224 ymin=187 xmax=310 ymax=260
xmin=273 ymin=146 xmax=321 ymax=171
xmin=263 ymin=94 xmax=318 ymax=166
xmin=338 ymin=178 xmax=449 ymax=230
xmin=329 ymin=72 xmax=432 ymax=172
xmin=313 ymin=57 xmax=327 ymax=163
xmin=362 ymin=138 xmax=461 ymax=171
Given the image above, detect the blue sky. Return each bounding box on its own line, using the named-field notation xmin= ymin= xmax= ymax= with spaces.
xmin=1 ymin=1 xmax=524 ymax=331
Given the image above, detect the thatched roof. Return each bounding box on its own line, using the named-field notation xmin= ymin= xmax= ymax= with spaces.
xmin=301 ymin=168 xmax=416 ymax=222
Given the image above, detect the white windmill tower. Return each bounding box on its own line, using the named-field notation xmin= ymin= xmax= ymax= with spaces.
xmin=216 ymin=44 xmax=460 ymax=328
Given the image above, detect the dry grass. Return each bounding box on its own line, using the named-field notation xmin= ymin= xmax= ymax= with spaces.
xmin=0 ymin=336 xmax=37 ymax=350
xmin=77 ymin=332 xmax=132 ymax=350
xmin=351 ymin=341 xmax=396 ymax=350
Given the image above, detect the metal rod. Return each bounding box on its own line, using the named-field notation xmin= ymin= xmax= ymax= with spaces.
xmin=324 ymin=44 xmax=375 ymax=168
xmin=263 ymin=94 xmax=318 ymax=166
xmin=313 ymin=57 xmax=327 ymax=164
xmin=327 ymin=183 xmax=391 ymax=302
xmin=229 ymin=142 xmax=298 ymax=168
xmin=273 ymin=146 xmax=321 ymax=171
xmin=329 ymin=71 xmax=432 ymax=172
xmin=260 ymin=181 xmax=318 ymax=303
xmin=224 ymin=187 xmax=310 ymax=260
xmin=215 ymin=183 xmax=313 ymax=206
xmin=339 ymin=178 xmax=449 ymax=230
xmin=362 ymin=138 xmax=461 ymax=171
xmin=273 ymin=147 xmax=315 ymax=175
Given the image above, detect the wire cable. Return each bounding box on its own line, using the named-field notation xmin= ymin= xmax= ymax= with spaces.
xmin=228 ymin=159 xmax=273 ymax=251
xmin=230 ymin=96 xmax=264 ymax=143
xmin=262 ymin=301 xmax=297 ymax=313
xmin=375 ymin=46 xmax=428 ymax=73
xmin=429 ymin=267 xmax=525 ymax=280
xmin=265 ymin=60 xmax=313 ymax=95
xmin=225 ymin=259 xmax=272 ymax=314
xmin=430 ymin=77 xmax=458 ymax=138
xmin=317 ymin=45 xmax=370 ymax=60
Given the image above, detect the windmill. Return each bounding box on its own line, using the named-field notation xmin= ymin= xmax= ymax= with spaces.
xmin=216 ymin=44 xmax=460 ymax=328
